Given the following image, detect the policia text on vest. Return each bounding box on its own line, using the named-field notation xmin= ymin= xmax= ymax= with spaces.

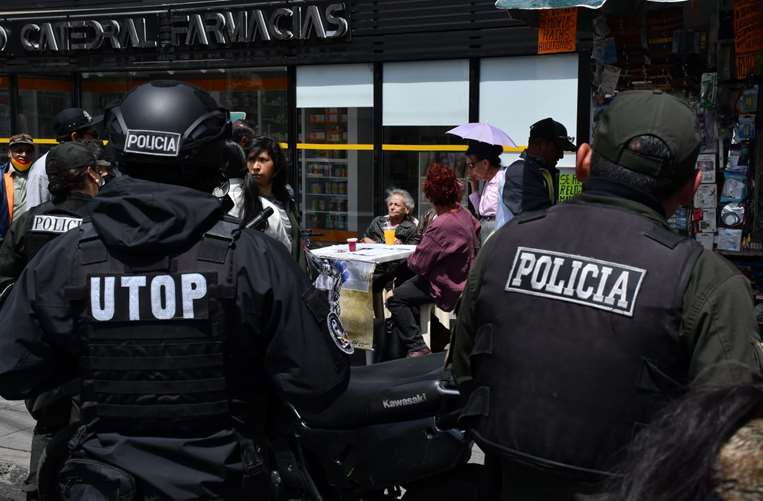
xmin=31 ymin=214 xmax=83 ymax=234
xmin=507 ymin=247 xmax=646 ymax=317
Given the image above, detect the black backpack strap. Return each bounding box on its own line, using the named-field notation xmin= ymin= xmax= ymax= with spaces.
xmin=78 ymin=221 xmax=108 ymax=265
xmin=197 ymin=217 xmax=240 ymax=300
xmin=198 ymin=217 xmax=239 ymax=265
xmin=64 ymin=222 xmax=108 ymax=301
xmin=515 ymin=210 xmax=547 ymax=225
xmin=643 ymin=224 xmax=687 ymax=250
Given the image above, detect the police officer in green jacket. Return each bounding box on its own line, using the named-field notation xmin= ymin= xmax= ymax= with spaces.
xmin=451 ymin=90 xmax=763 ymax=501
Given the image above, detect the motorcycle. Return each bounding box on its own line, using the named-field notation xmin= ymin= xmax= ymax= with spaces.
xmin=268 ymin=351 xmax=486 ymax=500
xmin=37 ymin=352 xmax=488 ymax=501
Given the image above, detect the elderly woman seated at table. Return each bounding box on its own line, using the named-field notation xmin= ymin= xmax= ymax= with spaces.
xmin=363 ymin=188 xmax=420 ymax=245
xmin=386 ymin=163 xmax=480 ymax=358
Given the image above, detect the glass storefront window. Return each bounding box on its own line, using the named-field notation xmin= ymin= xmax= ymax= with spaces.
xmin=480 ymin=54 xmax=579 ymax=170
xmin=297 ymin=64 xmax=374 ymax=244
xmin=0 ymin=76 xmax=10 ymax=139
xmin=82 ymin=67 xmax=288 ymax=141
xmin=17 ymin=75 xmax=74 ymax=151
xmin=382 ymin=127 xmax=467 ymax=219
xmin=382 ymin=60 xmax=470 ymax=219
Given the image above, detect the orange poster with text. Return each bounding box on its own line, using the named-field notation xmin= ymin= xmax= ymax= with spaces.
xmin=734 ymin=0 xmax=763 ymax=78
xmin=538 ymin=8 xmax=577 ymax=55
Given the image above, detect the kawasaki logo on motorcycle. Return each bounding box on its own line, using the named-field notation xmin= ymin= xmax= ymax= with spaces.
xmin=382 ymin=393 xmax=428 ymax=409
xmin=506 ymin=247 xmax=646 ymax=317
xmin=124 ymin=129 xmax=181 ymax=157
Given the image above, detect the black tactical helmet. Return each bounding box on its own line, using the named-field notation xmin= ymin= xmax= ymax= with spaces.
xmin=104 ymin=80 xmax=231 ymax=190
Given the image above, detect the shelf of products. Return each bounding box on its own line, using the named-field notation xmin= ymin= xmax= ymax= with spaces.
xmin=301 ymin=108 xmax=351 ymax=235
xmin=591 ymin=3 xmax=763 ymax=332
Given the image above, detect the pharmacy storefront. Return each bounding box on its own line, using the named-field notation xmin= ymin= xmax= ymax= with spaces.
xmin=0 ymin=0 xmax=586 ymax=243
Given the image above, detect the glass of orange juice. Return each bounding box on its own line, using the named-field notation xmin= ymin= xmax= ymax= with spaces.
xmin=383 ymin=226 xmax=396 ymax=245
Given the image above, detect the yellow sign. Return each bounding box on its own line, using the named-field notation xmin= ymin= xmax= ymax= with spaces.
xmin=558 ymin=174 xmax=582 ymax=202
xmin=538 ymin=8 xmax=577 ymax=55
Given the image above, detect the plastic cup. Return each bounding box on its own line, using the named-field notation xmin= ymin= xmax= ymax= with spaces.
xmin=383 ymin=228 xmax=396 ymax=245
xmin=347 ymin=238 xmax=358 ymax=252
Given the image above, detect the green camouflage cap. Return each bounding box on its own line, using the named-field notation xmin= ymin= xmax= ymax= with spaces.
xmin=593 ymin=90 xmax=700 ymax=177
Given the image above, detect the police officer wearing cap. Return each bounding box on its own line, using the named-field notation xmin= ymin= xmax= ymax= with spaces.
xmin=452 ymin=91 xmax=763 ymax=500
xmin=495 ymin=117 xmax=577 ymax=230
xmin=0 ymin=141 xmax=104 ymax=500
xmin=0 ymin=81 xmax=350 ymax=500
xmin=24 ymin=108 xmax=102 ymax=213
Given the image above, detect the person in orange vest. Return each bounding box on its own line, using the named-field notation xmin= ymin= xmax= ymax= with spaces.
xmin=1 ymin=134 xmax=36 ymax=239
xmin=0 ymin=164 xmax=7 ymax=240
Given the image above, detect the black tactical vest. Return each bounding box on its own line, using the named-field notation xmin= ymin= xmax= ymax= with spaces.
xmin=67 ymin=218 xmax=240 ymax=436
xmin=24 ymin=197 xmax=90 ymax=260
xmin=462 ymin=200 xmax=703 ymax=477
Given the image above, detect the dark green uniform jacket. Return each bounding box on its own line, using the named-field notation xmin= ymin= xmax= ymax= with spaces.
xmin=453 ymin=190 xmax=763 ymax=390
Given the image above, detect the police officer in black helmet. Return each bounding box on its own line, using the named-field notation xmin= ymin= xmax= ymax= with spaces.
xmin=0 ymin=81 xmax=351 ymax=500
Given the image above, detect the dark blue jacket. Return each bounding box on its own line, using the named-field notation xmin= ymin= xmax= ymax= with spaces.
xmin=502 ymin=152 xmax=559 ymax=216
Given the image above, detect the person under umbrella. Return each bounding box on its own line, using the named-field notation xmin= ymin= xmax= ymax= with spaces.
xmin=447 ymin=123 xmax=515 ymax=243
xmin=466 ymin=141 xmax=505 ymax=244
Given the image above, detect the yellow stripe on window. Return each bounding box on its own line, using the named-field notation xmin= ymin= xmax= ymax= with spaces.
xmin=0 ymin=138 xmax=59 ymax=145
xmin=4 ymin=138 xmax=526 ymax=153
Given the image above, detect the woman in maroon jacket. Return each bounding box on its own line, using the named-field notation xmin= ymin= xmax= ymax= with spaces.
xmin=387 ymin=163 xmax=481 ymax=358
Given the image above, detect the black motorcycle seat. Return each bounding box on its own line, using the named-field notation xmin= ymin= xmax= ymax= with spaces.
xmin=297 ymin=352 xmax=451 ymax=430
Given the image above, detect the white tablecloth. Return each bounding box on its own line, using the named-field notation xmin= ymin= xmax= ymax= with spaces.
xmin=310 ymin=243 xmax=416 ymax=264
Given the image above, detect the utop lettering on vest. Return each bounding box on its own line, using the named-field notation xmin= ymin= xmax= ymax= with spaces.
xmin=505 ymin=247 xmax=646 ymax=317
xmin=31 ymin=214 xmax=83 ymax=234
xmin=89 ymin=273 xmax=209 ymax=322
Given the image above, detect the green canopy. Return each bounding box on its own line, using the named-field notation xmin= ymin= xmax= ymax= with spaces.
xmin=496 ymin=0 xmax=606 ymax=7
xmin=495 ymin=0 xmax=686 ymax=9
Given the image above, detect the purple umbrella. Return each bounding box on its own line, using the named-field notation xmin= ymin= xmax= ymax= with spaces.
xmin=447 ymin=123 xmax=517 ymax=147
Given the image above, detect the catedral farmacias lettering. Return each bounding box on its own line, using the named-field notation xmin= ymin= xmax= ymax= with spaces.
xmin=0 ymin=2 xmax=349 ymax=53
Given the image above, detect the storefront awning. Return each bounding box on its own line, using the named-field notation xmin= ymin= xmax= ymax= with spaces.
xmin=495 ymin=0 xmax=687 ymax=9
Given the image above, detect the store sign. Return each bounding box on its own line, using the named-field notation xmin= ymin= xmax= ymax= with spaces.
xmin=558 ymin=173 xmax=582 ymax=202
xmin=0 ymin=2 xmax=349 ymax=54
xmin=734 ymin=0 xmax=763 ymax=79
xmin=537 ymin=8 xmax=577 ymax=54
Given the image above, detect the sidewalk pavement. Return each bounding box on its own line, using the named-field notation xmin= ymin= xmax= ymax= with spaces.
xmin=0 ymin=399 xmax=32 ymax=501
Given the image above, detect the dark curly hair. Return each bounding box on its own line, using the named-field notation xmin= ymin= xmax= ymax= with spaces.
xmin=423 ymin=163 xmax=461 ymax=207
xmin=603 ymin=378 xmax=763 ymax=501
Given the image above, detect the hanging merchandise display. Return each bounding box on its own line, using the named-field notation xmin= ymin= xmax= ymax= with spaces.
xmin=721 ymin=203 xmax=746 ymax=227
xmin=582 ymin=0 xmax=762 ymax=329
xmin=720 ymin=172 xmax=749 ymax=203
